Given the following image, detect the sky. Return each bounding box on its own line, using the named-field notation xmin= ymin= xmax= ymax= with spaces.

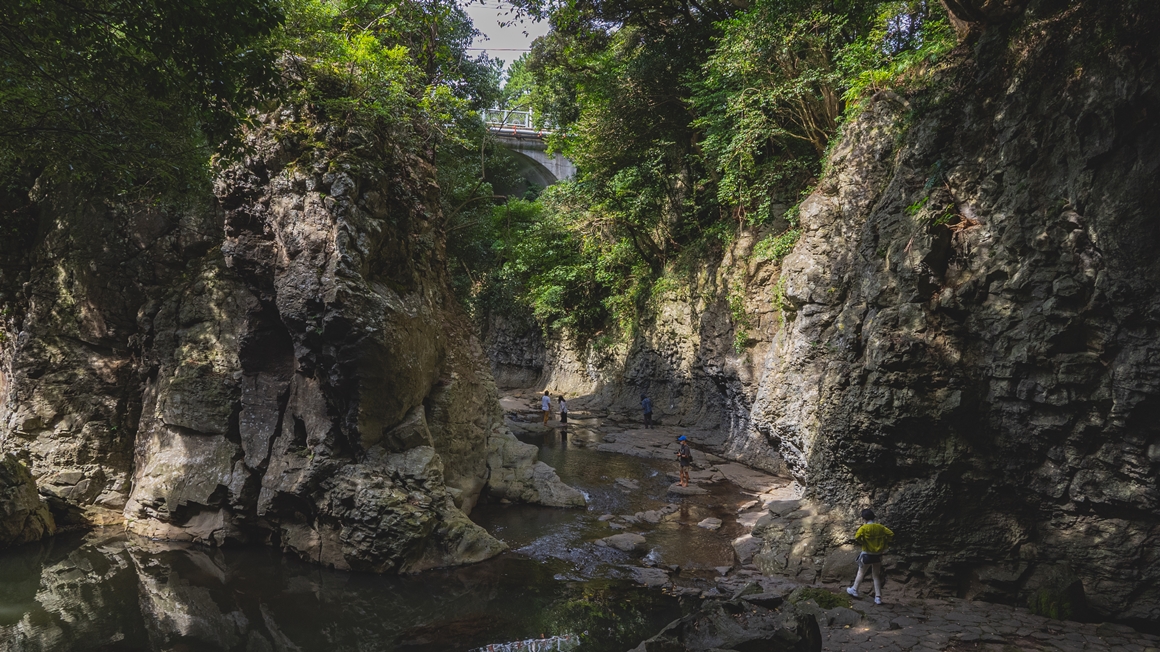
xmin=461 ymin=0 xmax=550 ymax=69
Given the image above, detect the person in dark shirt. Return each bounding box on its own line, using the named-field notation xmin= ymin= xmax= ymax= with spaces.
xmin=676 ymin=435 xmax=692 ymax=486
xmin=641 ymin=394 xmax=653 ymax=429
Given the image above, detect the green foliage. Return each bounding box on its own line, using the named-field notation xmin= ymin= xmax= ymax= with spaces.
xmin=1028 ymin=588 xmax=1074 ymax=620
xmin=454 ymin=0 xmax=959 ymax=345
xmin=771 ymin=276 xmax=791 ymax=327
xmin=691 ymin=0 xmax=953 ymax=224
xmin=906 ymin=195 xmax=930 ymax=216
xmin=754 ymin=229 xmax=802 ymax=263
xmin=277 ymin=0 xmax=489 ymax=148
xmin=789 ymin=587 xmax=853 ymax=610
xmin=0 ymin=0 xmax=283 ymax=193
xmin=539 ymin=587 xmax=658 ymax=651
xmin=728 ymin=284 xmax=754 ymax=353
xmin=837 ymin=1 xmax=956 ymax=114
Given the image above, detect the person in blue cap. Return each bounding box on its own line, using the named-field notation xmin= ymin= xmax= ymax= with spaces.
xmin=676 ymin=435 xmax=692 ymax=487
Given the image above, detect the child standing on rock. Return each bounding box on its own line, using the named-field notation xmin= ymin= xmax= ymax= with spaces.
xmin=541 ymin=390 xmax=551 ymax=424
xmin=847 ymin=508 xmax=894 ymax=605
xmin=676 ymin=435 xmax=692 ymax=487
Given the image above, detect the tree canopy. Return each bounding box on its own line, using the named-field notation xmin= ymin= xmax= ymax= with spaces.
xmin=0 ymin=0 xmax=284 ymax=193
xmin=448 ymin=0 xmax=957 ymax=344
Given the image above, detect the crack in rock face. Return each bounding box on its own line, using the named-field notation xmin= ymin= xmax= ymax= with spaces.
xmin=480 ymin=0 xmax=1160 ymax=624
xmin=0 ymin=108 xmax=580 ymax=571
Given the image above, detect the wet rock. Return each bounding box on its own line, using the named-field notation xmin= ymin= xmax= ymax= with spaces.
xmin=599 ymin=533 xmax=647 ymax=553
xmin=740 ymin=592 xmax=786 ymax=610
xmin=628 ymin=599 xmax=822 ymax=652
xmin=667 ymin=483 xmax=708 ymax=496
xmin=0 ymin=454 xmax=55 ymax=548
xmin=628 ymin=566 xmax=671 ymax=588
xmin=729 ymin=582 xmax=761 ymax=601
xmin=698 ymin=517 xmax=723 ymax=531
xmin=615 ymin=478 xmax=640 ymax=490
xmin=639 ymin=510 xmax=663 ymax=524
xmin=731 ymin=534 xmax=762 ymax=565
xmin=486 ymin=430 xmax=586 ymax=508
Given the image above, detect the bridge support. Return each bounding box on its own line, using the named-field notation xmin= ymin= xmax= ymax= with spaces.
xmin=491 ymin=129 xmax=576 ymax=185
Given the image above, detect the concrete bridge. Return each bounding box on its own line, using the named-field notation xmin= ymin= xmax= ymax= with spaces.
xmin=485 ymin=110 xmax=576 ymax=186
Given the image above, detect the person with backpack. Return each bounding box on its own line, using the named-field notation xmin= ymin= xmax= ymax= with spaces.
xmin=676 ymin=435 xmax=692 ymax=487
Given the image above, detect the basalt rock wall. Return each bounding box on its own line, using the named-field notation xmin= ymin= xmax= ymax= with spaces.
xmin=484 ymin=0 xmax=1160 ymax=623
xmin=0 ymin=106 xmax=578 ymax=568
xmin=752 ymin=0 xmax=1160 ymax=624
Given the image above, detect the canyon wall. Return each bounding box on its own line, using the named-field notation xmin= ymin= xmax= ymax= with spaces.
xmin=753 ymin=0 xmax=1160 ymax=623
xmin=0 ymin=106 xmax=579 ymax=568
xmin=487 ymin=0 xmax=1160 ymax=622
xmin=483 ymin=231 xmax=789 ymax=473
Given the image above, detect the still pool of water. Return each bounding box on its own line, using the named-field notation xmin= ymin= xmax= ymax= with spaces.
xmin=0 ymin=428 xmax=744 ymax=651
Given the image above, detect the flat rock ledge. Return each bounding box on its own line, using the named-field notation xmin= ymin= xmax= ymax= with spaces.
xmin=630 ymin=598 xmax=822 ymax=652
xmin=668 ymin=483 xmax=709 ymax=495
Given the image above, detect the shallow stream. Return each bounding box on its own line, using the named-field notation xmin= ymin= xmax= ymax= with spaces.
xmin=0 ymin=426 xmax=746 ymax=651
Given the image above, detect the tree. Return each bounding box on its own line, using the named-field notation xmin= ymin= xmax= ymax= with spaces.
xmin=0 ymin=0 xmax=284 ymax=194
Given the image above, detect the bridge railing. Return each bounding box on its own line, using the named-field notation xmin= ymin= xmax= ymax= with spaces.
xmin=483 ymin=108 xmax=557 ymax=134
xmin=483 ymin=109 xmax=533 ymax=128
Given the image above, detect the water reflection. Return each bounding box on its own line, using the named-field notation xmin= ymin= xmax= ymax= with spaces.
xmin=1 ymin=426 xmax=745 ymax=651
xmin=0 ymin=530 xmax=676 ymax=652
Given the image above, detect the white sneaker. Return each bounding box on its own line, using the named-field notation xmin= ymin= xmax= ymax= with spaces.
xmin=874 ymin=596 xmax=882 ymax=605
xmin=846 ymin=587 xmax=859 ymax=598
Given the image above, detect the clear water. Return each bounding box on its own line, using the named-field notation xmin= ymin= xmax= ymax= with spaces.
xmin=0 ymin=426 xmax=744 ymax=652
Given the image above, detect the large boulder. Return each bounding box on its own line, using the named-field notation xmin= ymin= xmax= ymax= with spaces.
xmin=0 ymin=105 xmax=568 ymax=572
xmin=0 ymin=454 xmax=54 ymax=548
xmin=485 ymin=429 xmax=586 ymax=507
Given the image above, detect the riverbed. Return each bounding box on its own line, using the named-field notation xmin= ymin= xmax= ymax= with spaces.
xmin=0 ymin=404 xmax=760 ymax=651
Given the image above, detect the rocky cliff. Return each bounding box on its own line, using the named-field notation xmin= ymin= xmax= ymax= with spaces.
xmin=483 ymin=231 xmax=788 ymax=474
xmin=752 ymin=0 xmax=1160 ymax=623
xmin=487 ymin=0 xmax=1160 ymax=623
xmin=0 ymin=105 xmax=580 ymax=569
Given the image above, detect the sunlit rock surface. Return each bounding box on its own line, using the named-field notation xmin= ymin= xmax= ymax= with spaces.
xmin=484 ymin=0 xmax=1160 ymax=623
xmin=0 ymin=454 xmax=54 ymax=548
xmin=0 ymin=106 xmax=576 ymax=571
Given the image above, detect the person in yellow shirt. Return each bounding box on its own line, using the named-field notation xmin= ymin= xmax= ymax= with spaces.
xmin=847 ymin=508 xmax=894 ymax=605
